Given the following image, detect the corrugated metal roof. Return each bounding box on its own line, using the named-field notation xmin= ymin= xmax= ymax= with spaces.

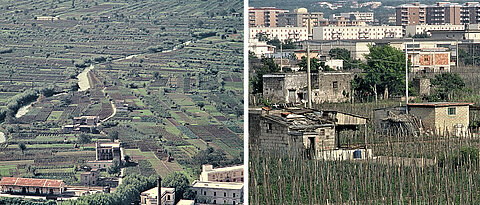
xmin=408 ymin=102 xmax=473 ymax=107
xmin=0 ymin=177 xmax=63 ymax=188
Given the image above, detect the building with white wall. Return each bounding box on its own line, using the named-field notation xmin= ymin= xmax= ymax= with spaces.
xmin=249 ymin=26 xmax=308 ymax=42
xmin=405 ymin=24 xmax=465 ymax=37
xmin=140 ymin=187 xmax=175 ymax=205
xmin=248 ymin=38 xmax=275 ymax=58
xmin=200 ymin=164 xmax=244 ymax=183
xmin=192 ymin=181 xmax=243 ymax=205
xmin=312 ymin=26 xmax=402 ymax=40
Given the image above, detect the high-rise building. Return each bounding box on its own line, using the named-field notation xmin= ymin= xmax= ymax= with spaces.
xmin=461 ymin=2 xmax=480 ymax=24
xmin=396 ymin=3 xmax=427 ymax=26
xmin=426 ymin=2 xmax=461 ymax=25
xmin=249 ymin=7 xmax=287 ymax=27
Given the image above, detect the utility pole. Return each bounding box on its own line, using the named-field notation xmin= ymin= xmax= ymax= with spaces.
xmin=280 ymin=40 xmax=283 ymax=72
xmin=405 ymin=41 xmax=409 ymax=114
xmin=307 ymin=15 xmax=312 ymax=109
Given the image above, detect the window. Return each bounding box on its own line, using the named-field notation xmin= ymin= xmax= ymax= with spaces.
xmin=204 ymin=191 xmax=207 ymax=195
xmin=267 ymin=123 xmax=272 ymax=132
xmin=167 ymin=195 xmax=171 ymax=200
xmin=214 ymin=200 xmax=217 ymax=204
xmin=224 ymin=192 xmax=227 ymax=197
xmin=448 ymin=107 xmax=456 ymax=115
xmin=214 ymin=192 xmax=216 ymax=196
xmin=332 ymin=81 xmax=338 ymax=89
xmin=233 ymin=193 xmax=236 ymax=197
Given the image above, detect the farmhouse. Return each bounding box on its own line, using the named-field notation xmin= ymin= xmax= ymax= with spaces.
xmin=87 ymin=142 xmax=122 ymax=170
xmin=200 ymin=164 xmax=244 ymax=182
xmin=140 ymin=186 xmax=175 ymax=205
xmin=262 ymin=71 xmax=353 ymax=104
xmin=191 ymin=181 xmax=244 ymax=205
xmin=249 ymin=107 xmax=370 ymax=160
xmin=63 ymin=116 xmax=100 ymax=133
xmin=0 ymin=177 xmax=65 ymax=195
xmin=80 ymin=169 xmax=99 ymax=186
xmin=408 ymin=102 xmax=473 ymax=136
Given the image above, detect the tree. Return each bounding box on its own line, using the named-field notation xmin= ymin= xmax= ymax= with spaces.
xmin=107 ymin=159 xmax=121 ymax=176
xmin=429 ymin=73 xmax=465 ymax=101
xmin=266 ymin=38 xmax=296 ymax=49
xmin=353 ymin=45 xmax=408 ymax=100
xmin=163 ymin=172 xmax=192 ymax=202
xmin=108 ymin=130 xmax=119 ymax=142
xmin=78 ymin=133 xmax=91 ymax=146
xmin=250 ymin=58 xmax=279 ymax=94
xmin=329 ymin=48 xmax=351 ymax=61
xmin=124 ymin=155 xmax=131 ymax=164
xmin=18 ymin=143 xmax=26 ymax=155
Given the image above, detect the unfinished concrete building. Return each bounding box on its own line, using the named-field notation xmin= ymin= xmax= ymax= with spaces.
xmin=249 ymin=107 xmax=370 ymax=160
xmin=262 ymin=71 xmax=352 ymax=105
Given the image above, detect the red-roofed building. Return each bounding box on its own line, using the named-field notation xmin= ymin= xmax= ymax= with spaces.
xmin=0 ymin=177 xmax=65 ymax=195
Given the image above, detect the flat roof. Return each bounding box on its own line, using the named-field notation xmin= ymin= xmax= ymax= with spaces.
xmin=141 ymin=187 xmax=175 ymax=197
xmin=192 ymin=181 xmax=244 ymax=190
xmin=177 ymin=200 xmax=195 ymax=205
xmin=0 ymin=177 xmax=63 ymax=188
xmin=408 ymin=102 xmax=473 ymax=107
xmin=204 ymin=165 xmax=244 ymax=173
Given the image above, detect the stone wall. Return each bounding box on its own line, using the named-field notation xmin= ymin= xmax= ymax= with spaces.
xmin=314 ymin=72 xmax=353 ymax=103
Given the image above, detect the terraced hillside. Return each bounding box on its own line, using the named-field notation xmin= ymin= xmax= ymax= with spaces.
xmin=0 ymin=0 xmax=243 ymax=183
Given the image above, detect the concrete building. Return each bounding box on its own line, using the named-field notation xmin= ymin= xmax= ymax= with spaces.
xmin=248 ymin=38 xmax=275 ymax=58
xmin=262 ymin=72 xmax=311 ymax=104
xmin=0 ymin=177 xmax=65 ymax=195
xmin=200 ymin=165 xmax=244 ymax=183
xmin=73 ymin=116 xmax=100 ymax=125
xmin=191 ymin=181 xmax=243 ymax=205
xmin=397 ymin=2 xmax=480 ymax=27
xmin=278 ymin=8 xmax=327 ymax=30
xmin=408 ymin=102 xmax=473 ymax=136
xmin=405 ymin=24 xmax=465 ymax=37
xmin=80 ymin=169 xmax=99 ymax=186
xmin=396 ymin=3 xmax=427 ymax=27
xmin=430 ymin=28 xmax=480 ymax=42
xmin=426 ymin=2 xmax=462 ymax=25
xmin=324 ymin=59 xmax=343 ymax=70
xmin=248 ymin=7 xmax=288 ymax=27
xmin=249 ymin=108 xmax=370 ymax=160
xmin=327 ymin=17 xmax=367 ymax=27
xmin=140 ymin=187 xmax=175 ymax=205
xmin=249 ymin=26 xmax=308 ymax=42
xmin=461 ymin=2 xmax=480 ymax=24
xmin=407 ymin=48 xmax=451 ymax=73
xmin=338 ymin=12 xmax=374 ymax=23
xmin=312 ymin=26 xmax=402 ymax=40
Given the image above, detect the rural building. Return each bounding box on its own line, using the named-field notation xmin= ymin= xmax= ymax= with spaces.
xmin=248 ymin=7 xmax=288 ymax=27
xmin=249 ymin=107 xmax=370 ymax=160
xmin=412 ymin=78 xmax=431 ymax=96
xmin=73 ymin=116 xmax=100 ymax=125
xmin=140 ymin=186 xmax=175 ymax=205
xmin=199 ymin=164 xmax=244 ymax=183
xmin=312 ymin=25 xmax=403 ymax=40
xmin=249 ymin=26 xmax=308 ymax=42
xmin=115 ymin=100 xmax=129 ymax=112
xmin=80 ymin=169 xmax=99 ymax=186
xmin=407 ymin=48 xmax=451 ymax=73
xmin=408 ymin=102 xmax=473 ymax=136
xmin=313 ymin=72 xmax=353 ymax=103
xmin=36 ymin=16 xmax=59 ymax=21
xmin=0 ymin=177 xmax=65 ymax=195
xmin=87 ymin=142 xmax=121 ymax=170
xmin=262 ymin=71 xmax=352 ymax=104
xmin=191 ymin=181 xmax=243 ymax=205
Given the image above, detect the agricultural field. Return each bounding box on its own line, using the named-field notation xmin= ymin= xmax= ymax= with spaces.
xmin=0 ymin=0 xmax=243 ymax=185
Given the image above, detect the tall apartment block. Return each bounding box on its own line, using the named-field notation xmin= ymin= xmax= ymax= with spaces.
xmin=397 ymin=2 xmax=480 ymax=26
xmin=396 ymin=3 xmax=427 ymax=27
xmin=248 ymin=7 xmax=287 ymax=27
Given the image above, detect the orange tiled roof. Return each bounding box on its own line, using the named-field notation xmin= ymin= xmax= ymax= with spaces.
xmin=0 ymin=177 xmax=63 ymax=188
